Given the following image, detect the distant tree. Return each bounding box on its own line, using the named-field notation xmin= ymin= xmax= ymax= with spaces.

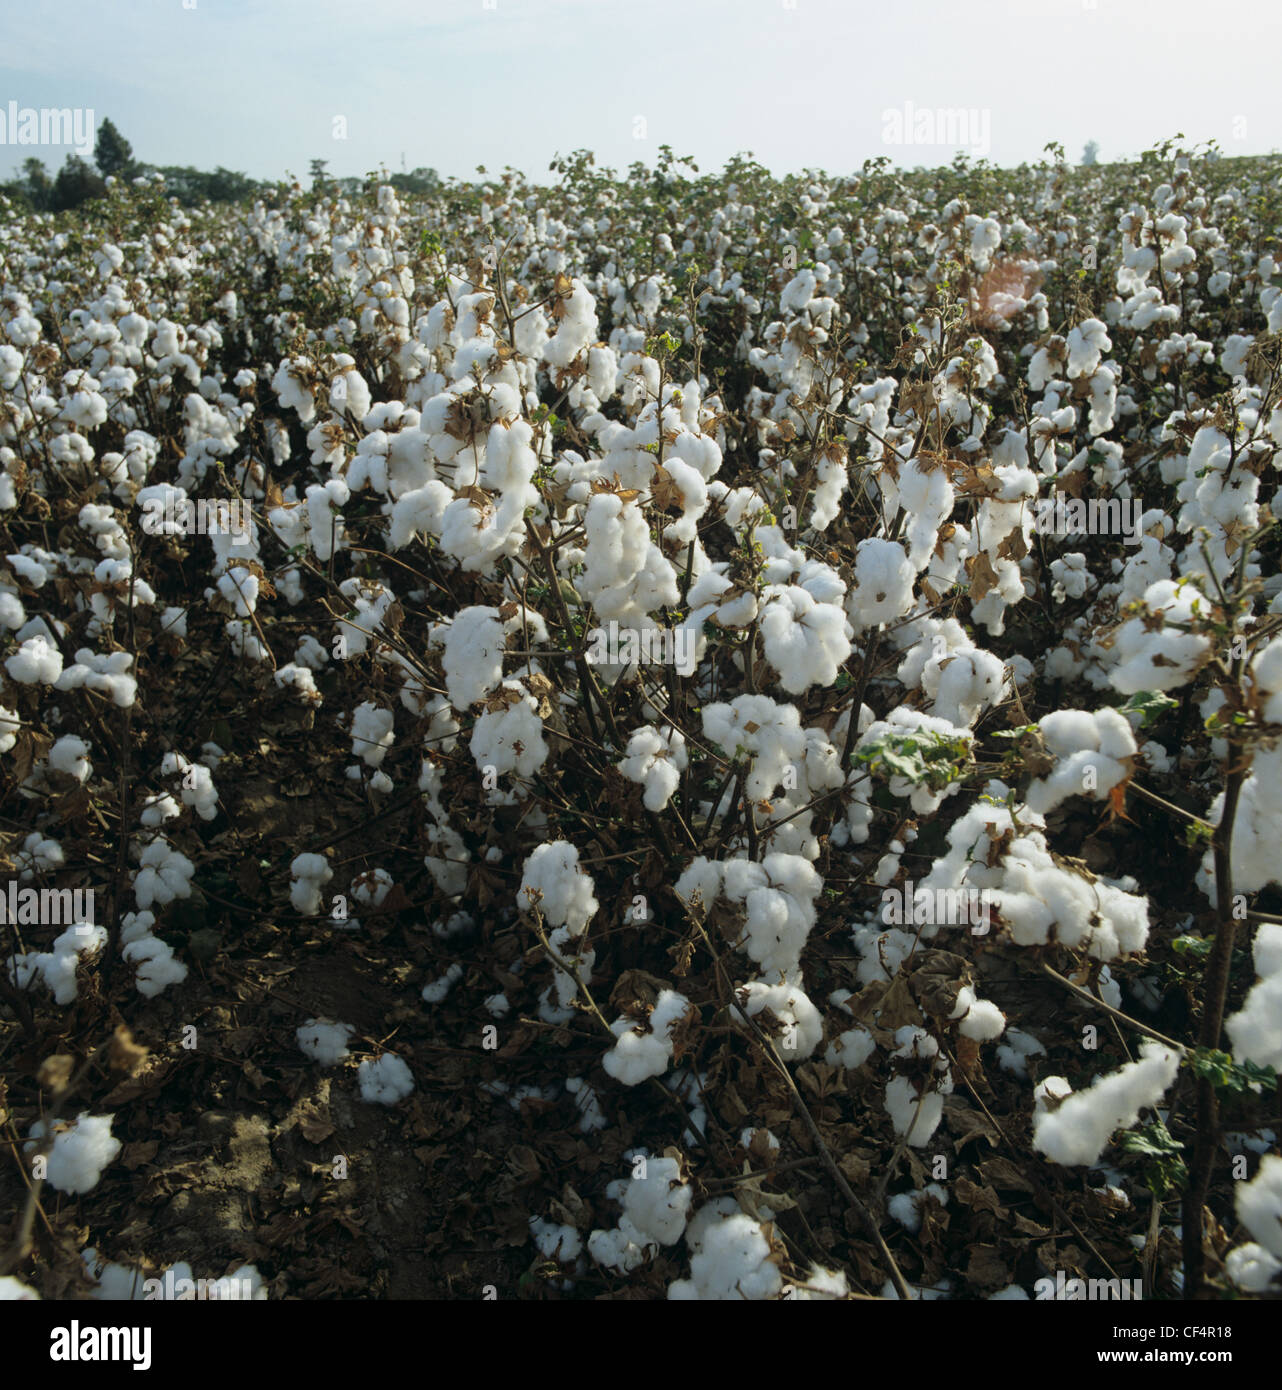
xmin=1082 ymin=140 xmax=1100 ymax=167
xmin=309 ymin=158 xmax=330 ymax=189
xmin=50 ymin=154 xmax=107 ymax=211
xmin=390 ymin=166 xmax=441 ymax=195
xmin=94 ymin=118 xmax=135 ymax=179
xmin=17 ymin=157 xmax=52 ymax=210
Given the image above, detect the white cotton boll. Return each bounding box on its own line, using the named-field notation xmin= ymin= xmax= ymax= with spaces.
xmin=1032 ymin=1042 xmax=1180 ymax=1167
xmin=621 ymin=1155 xmax=692 ymax=1245
xmin=602 ymin=989 xmax=692 ymax=1085
xmin=6 ymin=635 xmax=63 ymax=685
xmin=734 ymin=980 xmax=823 ymax=1059
xmin=132 ymin=839 xmax=195 ymax=909
xmin=588 ymin=1225 xmax=650 ymax=1273
xmin=122 ymin=934 xmax=188 ymax=997
xmin=273 ymin=663 xmax=321 ymax=705
xmin=618 ymin=725 xmax=688 ymax=811
xmin=759 ymin=585 xmax=852 ymax=693
xmin=296 ymin=1018 xmax=354 ymax=1066
xmin=357 ymin=1053 xmax=415 ymax=1105
xmin=49 ymin=735 xmax=92 ymax=783
xmin=0 ymin=1277 xmax=39 ymax=1299
xmin=1225 ymin=1243 xmax=1282 ymax=1293
xmin=1225 ymin=923 xmax=1282 ymax=1071
xmin=990 ymin=1285 xmax=1031 ymax=1300
xmin=888 ymin=1183 xmax=949 ymax=1233
xmin=349 ymin=702 xmax=395 ymax=768
xmin=0 ymin=706 xmax=19 ymax=753
xmin=1026 ymin=707 xmax=1137 ymax=814
xmin=26 ymin=1112 xmax=120 ymax=1194
xmin=440 ymin=606 xmax=505 ymax=709
xmin=1108 ymin=579 xmax=1212 ymax=694
xmin=518 ymin=841 xmax=598 ymax=935
xmin=1236 ymin=1156 xmax=1282 ymax=1260
xmin=667 ymin=1211 xmax=783 ymax=1301
xmin=469 ymin=687 xmax=548 ymax=785
xmin=1252 ymin=636 xmax=1282 ymax=723
xmin=290 ymin=853 xmax=333 ymax=915
xmin=848 ymin=538 xmax=915 ymax=631
xmin=119 ymin=910 xmax=155 ymax=946
xmin=530 ymin=1218 xmax=582 ymax=1263
xmin=825 ymin=1026 xmax=876 ymax=1070
xmin=950 ymin=985 xmax=1007 ymax=1041
xmin=421 ymin=962 xmax=463 ymax=1003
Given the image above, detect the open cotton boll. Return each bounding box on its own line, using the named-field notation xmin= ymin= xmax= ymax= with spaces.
xmin=949 ymin=985 xmax=1006 ymax=1041
xmin=847 ymin=538 xmax=915 ymax=631
xmin=758 ymin=584 xmax=852 ymax=693
xmin=49 ymin=735 xmax=92 ymax=783
xmin=885 ymin=1026 xmax=953 ymax=1146
xmin=1225 ymin=1243 xmax=1282 ymax=1293
xmin=618 ymin=725 xmax=687 ymax=811
xmin=289 ymin=852 xmax=333 ymax=915
xmin=132 ymin=838 xmax=195 ymax=910
xmin=1032 ymin=1042 xmax=1181 ymax=1167
xmin=518 ymin=840 xmax=598 ymax=936
xmin=1236 ymin=1156 xmax=1282 ymax=1260
xmin=1025 ymin=707 xmax=1136 ymax=814
xmin=0 ymin=706 xmax=20 ymax=753
xmin=734 ymin=979 xmax=823 ymax=1059
xmin=357 ymin=1053 xmax=415 ymax=1104
xmin=620 ymin=1154 xmax=692 ymax=1246
xmin=667 ymin=1210 xmax=784 ymax=1300
xmin=1226 ymin=923 xmax=1282 ymax=1073
xmin=296 ymin=1018 xmax=354 ymax=1066
xmin=26 ymin=1112 xmax=120 ymax=1194
xmin=1107 ymin=579 xmax=1212 ymax=694
xmin=440 ymin=605 xmax=506 ymax=709
xmin=602 ymin=989 xmax=692 ymax=1085
xmin=349 ymin=702 xmax=395 ymax=768
xmin=123 ymin=934 xmax=187 ymax=997
xmin=530 ymin=1217 xmax=582 ymax=1263
xmin=0 ymin=1276 xmax=39 ymax=1299
xmin=888 ymin=1183 xmax=949 ymax=1234
xmin=5 ymin=634 xmax=63 ymax=685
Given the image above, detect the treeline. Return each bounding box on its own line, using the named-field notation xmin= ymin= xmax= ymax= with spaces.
xmin=0 ymin=119 xmax=441 ymax=213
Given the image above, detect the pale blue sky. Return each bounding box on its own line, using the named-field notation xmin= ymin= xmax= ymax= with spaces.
xmin=1 ymin=0 xmax=1276 ymax=184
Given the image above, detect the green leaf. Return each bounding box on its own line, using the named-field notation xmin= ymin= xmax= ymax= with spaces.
xmin=1119 ymin=690 xmax=1179 ymax=728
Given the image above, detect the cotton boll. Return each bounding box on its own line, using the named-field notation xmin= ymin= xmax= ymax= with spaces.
xmin=618 ymin=725 xmax=688 ymax=811
xmin=440 ymin=605 xmax=506 ymax=709
xmin=848 ymin=538 xmax=915 ymax=631
xmin=1032 ymin=1042 xmax=1181 ymax=1167
xmin=0 ymin=706 xmax=19 ymax=753
xmin=530 ymin=1217 xmax=582 ymax=1263
xmin=949 ymin=985 xmax=1006 ymax=1041
xmin=132 ymin=838 xmax=195 ymax=910
xmin=296 ymin=1018 xmax=354 ymax=1066
xmin=1226 ymin=923 xmax=1282 ymax=1072
xmin=421 ymin=962 xmax=463 ymax=1003
xmin=49 ymin=735 xmax=92 ymax=783
xmin=825 ymin=1026 xmax=876 ymax=1070
xmin=357 ymin=1053 xmax=415 ymax=1104
xmin=26 ymin=1112 xmax=120 ymax=1194
xmin=620 ymin=1154 xmax=692 ymax=1245
xmin=0 ymin=1277 xmax=39 ymax=1299
xmin=667 ymin=1210 xmax=783 ymax=1300
xmin=888 ymin=1183 xmax=948 ymax=1234
xmin=734 ymin=979 xmax=823 ymax=1059
xmin=123 ymin=934 xmax=188 ymax=997
xmin=290 ymin=852 xmax=333 ymax=915
xmin=1235 ymin=1156 xmax=1282 ymax=1261
xmin=602 ymin=989 xmax=692 ymax=1085
xmin=6 ymin=635 xmax=63 ymax=685
xmin=758 ymin=584 xmax=852 ymax=693
xmin=518 ymin=841 xmax=598 ymax=936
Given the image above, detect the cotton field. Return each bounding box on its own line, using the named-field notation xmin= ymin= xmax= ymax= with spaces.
xmin=1 ymin=139 xmax=1281 ymax=1307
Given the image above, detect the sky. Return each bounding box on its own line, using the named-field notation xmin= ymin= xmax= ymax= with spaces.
xmin=0 ymin=0 xmax=1277 ymax=186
